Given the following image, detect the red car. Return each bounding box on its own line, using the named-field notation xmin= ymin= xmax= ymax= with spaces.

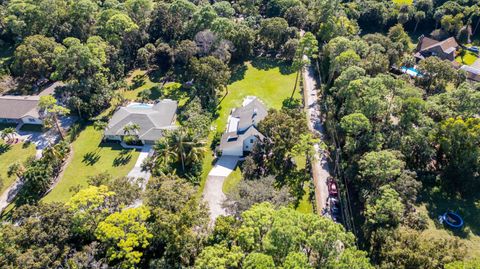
xmin=327 ymin=178 xmax=338 ymax=197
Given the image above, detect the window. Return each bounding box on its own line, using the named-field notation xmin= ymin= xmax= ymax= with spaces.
xmin=28 ymin=118 xmax=36 ymax=123
xmin=250 ymin=139 xmax=254 ymax=143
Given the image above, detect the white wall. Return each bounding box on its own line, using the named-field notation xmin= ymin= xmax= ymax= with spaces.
xmin=243 ymin=135 xmax=257 ymax=152
xmin=105 ymin=135 xmax=122 ymax=141
xmin=222 ymin=145 xmax=243 ymax=156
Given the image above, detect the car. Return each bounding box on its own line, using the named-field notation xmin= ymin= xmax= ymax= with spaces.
xmin=327 ymin=177 xmax=338 ymax=196
xmin=468 ymin=46 xmax=479 ymax=53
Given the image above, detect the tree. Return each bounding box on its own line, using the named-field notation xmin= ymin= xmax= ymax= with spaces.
xmin=358 ymin=150 xmax=405 ymax=190
xmin=12 ymin=35 xmax=64 ymax=84
xmin=194 ymin=245 xmax=243 ymax=269
xmin=340 ymin=113 xmax=371 ymax=137
xmin=39 ymin=95 xmax=70 ymax=140
xmin=364 ymin=185 xmax=404 ymax=229
xmin=243 ymin=253 xmax=275 ymax=269
xmin=290 ymin=32 xmax=318 ymax=100
xmin=414 ymin=11 xmax=426 ymax=32
xmin=1 ymin=127 xmax=17 ymax=143
xmin=189 ymin=56 xmax=231 ymax=106
xmin=166 ymin=128 xmax=206 ymax=173
xmin=95 ymin=206 xmax=152 ymax=268
xmin=259 ymin=17 xmax=292 ymax=50
xmin=223 ymin=176 xmax=294 ymax=216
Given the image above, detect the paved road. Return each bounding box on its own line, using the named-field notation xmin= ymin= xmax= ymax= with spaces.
xmin=302 ymin=57 xmax=331 ymax=214
xmin=203 ymin=156 xmax=238 ymax=222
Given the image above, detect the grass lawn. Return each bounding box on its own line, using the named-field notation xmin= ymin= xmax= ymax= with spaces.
xmin=455 ymin=50 xmax=478 ymax=66
xmin=222 ymin=167 xmax=242 ymax=194
xmin=0 ymin=139 xmax=36 ymax=194
xmin=417 ymin=187 xmax=480 ymax=259
xmin=198 ymin=59 xmax=299 ymax=194
xmin=393 ymin=0 xmax=413 ymax=5
xmin=43 ymin=125 xmax=140 ymax=203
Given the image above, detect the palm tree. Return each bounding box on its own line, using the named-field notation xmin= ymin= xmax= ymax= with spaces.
xmin=168 ymin=129 xmax=206 ymax=172
xmin=7 ymin=162 xmax=25 ymax=178
xmin=39 ymin=96 xmax=70 ymax=141
xmin=1 ymin=127 xmax=16 ymax=143
xmin=153 ymin=136 xmax=176 ymax=173
xmin=123 ymin=123 xmax=140 ymax=136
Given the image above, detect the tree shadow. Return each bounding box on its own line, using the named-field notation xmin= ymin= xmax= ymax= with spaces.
xmin=229 ymin=63 xmax=247 ymax=84
xmin=113 ymin=150 xmax=133 ymax=167
xmin=82 ymin=151 xmax=101 ymax=166
xmin=251 ymin=57 xmax=295 ymax=75
xmin=421 ymin=186 xmax=480 ymax=237
xmin=0 ymin=143 xmax=11 ymax=154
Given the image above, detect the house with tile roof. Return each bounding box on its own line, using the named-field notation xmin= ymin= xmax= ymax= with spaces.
xmin=415 ymin=35 xmax=459 ymax=62
xmin=104 ymin=99 xmax=178 ymax=145
xmin=218 ymin=96 xmax=268 ymax=156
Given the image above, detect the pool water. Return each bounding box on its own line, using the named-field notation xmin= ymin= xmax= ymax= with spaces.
xmin=401 ymin=66 xmax=422 ymax=77
xmin=127 ymin=103 xmax=153 ymax=109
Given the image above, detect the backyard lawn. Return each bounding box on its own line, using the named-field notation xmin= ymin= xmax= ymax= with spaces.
xmin=0 ymin=139 xmax=36 ymax=194
xmin=417 ymin=188 xmax=480 ymax=259
xmin=199 ymin=59 xmax=299 ymax=194
xmin=455 ymin=50 xmax=478 ymax=66
xmin=43 ymin=125 xmax=140 ymax=203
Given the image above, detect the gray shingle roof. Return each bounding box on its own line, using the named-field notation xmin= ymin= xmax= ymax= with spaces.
xmin=0 ymin=96 xmax=41 ymax=119
xmin=105 ymin=100 xmax=178 ymax=141
xmin=231 ymin=98 xmax=268 ymax=130
xmin=219 ymin=125 xmax=264 ymax=150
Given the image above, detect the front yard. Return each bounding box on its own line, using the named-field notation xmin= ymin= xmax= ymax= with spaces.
xmin=0 ymin=139 xmax=36 ymax=194
xmin=43 ymin=125 xmax=139 ymax=202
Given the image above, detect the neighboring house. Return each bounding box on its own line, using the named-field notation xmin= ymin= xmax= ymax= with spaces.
xmin=219 ymin=96 xmax=268 ymax=156
xmin=0 ymin=84 xmax=57 ymax=125
xmin=415 ymin=35 xmax=459 ymax=62
xmin=104 ymin=99 xmax=178 ymax=145
xmin=460 ymin=65 xmax=480 ymax=82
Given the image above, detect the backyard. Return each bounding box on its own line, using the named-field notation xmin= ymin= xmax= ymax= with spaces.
xmin=43 ymin=125 xmax=139 ymax=202
xmin=199 ymin=58 xmax=312 ymax=212
xmin=0 ymin=139 xmax=36 ymax=194
xmin=417 ymin=187 xmax=480 ymax=259
xmin=455 ymin=50 xmax=479 ymax=66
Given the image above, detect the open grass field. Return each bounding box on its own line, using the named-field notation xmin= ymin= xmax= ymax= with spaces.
xmin=43 ymin=126 xmax=139 ymax=203
xmin=417 ymin=187 xmax=480 ymax=259
xmin=455 ymin=50 xmax=479 ymax=66
xmin=393 ymin=0 xmax=413 ymax=5
xmin=0 ymin=139 xmax=36 ymax=194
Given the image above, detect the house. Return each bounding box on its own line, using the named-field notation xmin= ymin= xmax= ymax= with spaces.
xmin=415 ymin=35 xmax=459 ymax=62
xmin=218 ymin=96 xmax=268 ymax=156
xmin=0 ymin=84 xmax=56 ymax=126
xmin=104 ymin=99 xmax=178 ymax=145
xmin=460 ymin=65 xmax=480 ymax=82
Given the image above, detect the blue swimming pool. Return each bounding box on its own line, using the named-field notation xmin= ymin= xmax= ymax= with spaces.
xmin=128 ymin=103 xmax=153 ymax=109
xmin=401 ymin=66 xmax=422 ymax=77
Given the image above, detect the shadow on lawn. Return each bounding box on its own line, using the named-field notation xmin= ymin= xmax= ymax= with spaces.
xmin=113 ymin=150 xmax=133 ymax=167
xmin=251 ymin=58 xmax=295 ymax=75
xmin=82 ymin=151 xmax=101 ymax=166
xmin=421 ymin=186 xmax=480 ymax=237
xmin=0 ymin=143 xmax=11 ymax=154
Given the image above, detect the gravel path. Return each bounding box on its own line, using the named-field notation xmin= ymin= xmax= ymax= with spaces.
xmin=302 ymin=57 xmax=331 ymax=214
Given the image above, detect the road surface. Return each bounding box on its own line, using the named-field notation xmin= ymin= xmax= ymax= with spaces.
xmin=302 ymin=56 xmax=331 ymax=214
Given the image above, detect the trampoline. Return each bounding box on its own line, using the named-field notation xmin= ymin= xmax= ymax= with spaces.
xmin=440 ymin=211 xmax=464 ymax=229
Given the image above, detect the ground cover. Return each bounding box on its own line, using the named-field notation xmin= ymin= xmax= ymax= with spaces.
xmin=455 ymin=50 xmax=478 ymax=66
xmin=43 ymin=125 xmax=139 ymax=202
xmin=393 ymin=0 xmax=413 ymax=5
xmin=0 ymin=139 xmax=35 ymax=194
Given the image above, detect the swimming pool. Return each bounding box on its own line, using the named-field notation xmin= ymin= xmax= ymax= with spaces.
xmin=401 ymin=66 xmax=422 ymax=78
xmin=127 ymin=103 xmax=153 ymax=109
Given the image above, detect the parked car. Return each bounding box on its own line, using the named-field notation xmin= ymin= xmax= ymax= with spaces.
xmin=468 ymin=46 xmax=479 ymax=53
xmin=327 ymin=177 xmax=338 ymax=197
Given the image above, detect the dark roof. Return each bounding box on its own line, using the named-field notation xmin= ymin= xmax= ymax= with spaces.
xmin=231 ymin=98 xmax=268 ymax=130
xmin=460 ymin=65 xmax=480 ymax=82
xmin=0 ymin=96 xmax=41 ymax=119
xmin=417 ymin=36 xmax=459 ymax=54
xmin=104 ymin=100 xmax=178 ymax=141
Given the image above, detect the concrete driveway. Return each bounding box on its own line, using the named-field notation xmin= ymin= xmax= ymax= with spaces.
xmin=203 ymin=155 xmax=239 ymax=222
xmin=127 ymin=145 xmax=153 ymax=189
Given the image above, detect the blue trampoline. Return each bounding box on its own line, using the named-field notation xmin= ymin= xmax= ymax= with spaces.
xmin=441 ymin=211 xmax=464 ymax=229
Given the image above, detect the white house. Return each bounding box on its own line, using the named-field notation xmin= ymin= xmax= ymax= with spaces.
xmin=218 ymin=96 xmax=268 ymax=156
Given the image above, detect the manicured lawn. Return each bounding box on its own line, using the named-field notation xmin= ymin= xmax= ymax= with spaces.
xmin=199 ymin=58 xmax=300 ymax=193
xmin=222 ymin=167 xmax=242 ymax=194
xmin=43 ymin=125 xmax=140 ymax=203
xmin=297 ymin=184 xmax=314 ymax=214
xmin=0 ymin=139 xmax=36 ymax=194
xmin=417 ymin=187 xmax=480 ymax=259
xmin=455 ymin=50 xmax=478 ymax=66
xmin=393 ymin=0 xmax=413 ymax=5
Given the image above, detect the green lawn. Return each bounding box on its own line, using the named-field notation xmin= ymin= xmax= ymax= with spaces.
xmin=417 ymin=187 xmax=480 ymax=259
xmin=0 ymin=139 xmax=36 ymax=194
xmin=222 ymin=167 xmax=242 ymax=194
xmin=455 ymin=50 xmax=478 ymax=66
xmin=393 ymin=0 xmax=413 ymax=5
xmin=43 ymin=126 xmax=140 ymax=203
